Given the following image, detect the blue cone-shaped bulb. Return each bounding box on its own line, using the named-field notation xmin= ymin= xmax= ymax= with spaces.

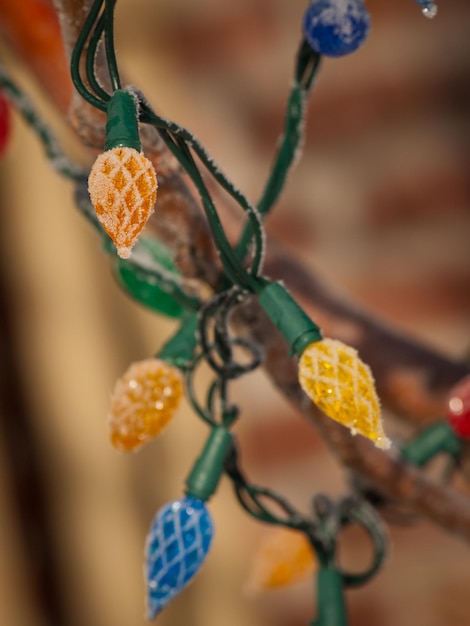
xmin=303 ymin=0 xmax=371 ymax=57
xmin=145 ymin=496 xmax=214 ymax=619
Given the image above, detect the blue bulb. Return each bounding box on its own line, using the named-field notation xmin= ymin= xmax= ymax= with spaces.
xmin=303 ymin=0 xmax=371 ymax=57
xmin=145 ymin=496 xmax=214 ymax=619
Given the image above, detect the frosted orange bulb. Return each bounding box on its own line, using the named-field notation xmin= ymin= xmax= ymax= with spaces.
xmin=108 ymin=358 xmax=183 ymax=452
xmin=298 ymin=338 xmax=390 ymax=450
xmin=246 ymin=527 xmax=316 ymax=592
xmin=88 ymin=146 xmax=157 ymax=259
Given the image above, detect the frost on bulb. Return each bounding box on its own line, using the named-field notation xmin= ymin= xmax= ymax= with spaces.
xmin=299 ymin=338 xmax=390 ymax=449
xmin=108 ymin=358 xmax=183 ymax=452
xmin=145 ymin=496 xmax=214 ymax=619
xmin=88 ymin=146 xmax=157 ymax=259
xmin=303 ymin=0 xmax=371 ymax=57
xmin=247 ymin=527 xmax=316 ymax=592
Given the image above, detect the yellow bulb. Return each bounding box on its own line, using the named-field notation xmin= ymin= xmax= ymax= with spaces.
xmin=108 ymin=358 xmax=183 ymax=452
xmin=246 ymin=527 xmax=316 ymax=592
xmin=298 ymin=338 xmax=390 ymax=449
xmin=88 ymin=146 xmax=157 ymax=259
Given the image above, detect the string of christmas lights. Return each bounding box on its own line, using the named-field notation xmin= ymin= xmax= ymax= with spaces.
xmin=2 ymin=0 xmax=462 ymax=623
xmin=68 ymin=0 xmax=452 ymax=620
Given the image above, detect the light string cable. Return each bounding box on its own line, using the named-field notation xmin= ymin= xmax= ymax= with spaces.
xmin=70 ymin=0 xmax=122 ymax=110
xmin=225 ymin=445 xmax=388 ymax=586
xmin=70 ymin=0 xmax=108 ymax=111
xmin=183 ymin=285 xmax=386 ymax=589
xmin=0 ymin=65 xmax=85 ymax=179
xmin=71 ymin=0 xmax=266 ymax=291
xmin=136 ymin=96 xmax=266 ymax=291
xmin=235 ymin=40 xmax=322 ymax=263
xmin=185 ymin=286 xmax=263 ymax=428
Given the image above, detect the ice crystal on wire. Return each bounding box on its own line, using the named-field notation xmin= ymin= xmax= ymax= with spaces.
xmin=145 ymin=496 xmax=214 ymax=619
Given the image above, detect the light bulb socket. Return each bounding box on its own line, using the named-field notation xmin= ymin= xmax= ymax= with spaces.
xmin=401 ymin=421 xmax=462 ymax=467
xmin=185 ymin=425 xmax=233 ymax=501
xmin=158 ymin=312 xmax=199 ymax=370
xmin=258 ymin=281 xmax=322 ymax=357
xmin=314 ymin=567 xmax=347 ymax=626
xmin=105 ymin=89 xmax=141 ymax=152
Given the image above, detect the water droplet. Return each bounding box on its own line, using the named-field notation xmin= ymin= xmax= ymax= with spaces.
xmin=422 ymin=4 xmax=437 ymax=18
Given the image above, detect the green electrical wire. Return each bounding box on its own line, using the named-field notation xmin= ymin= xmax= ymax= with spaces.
xmin=151 ymin=124 xmax=258 ymax=291
xmin=235 ymin=42 xmax=321 ymax=264
xmin=137 ymin=98 xmax=266 ymax=281
xmin=103 ymin=0 xmax=122 ymax=92
xmin=70 ymin=0 xmax=108 ymax=111
xmin=173 ymin=134 xmax=256 ymax=289
xmin=0 ymin=65 xmax=85 ymax=179
xmin=71 ymin=0 xmax=122 ymax=107
xmin=184 ymin=353 xmax=217 ymax=427
xmin=86 ymin=11 xmax=112 ymax=103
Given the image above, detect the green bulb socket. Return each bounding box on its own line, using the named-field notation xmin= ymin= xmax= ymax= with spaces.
xmin=311 ymin=567 xmax=347 ymax=626
xmin=401 ymin=421 xmax=462 ymax=467
xmin=258 ymin=281 xmax=322 ymax=357
xmin=185 ymin=425 xmax=233 ymax=502
xmin=105 ymin=89 xmax=141 ymax=152
xmin=158 ymin=313 xmax=199 ymax=370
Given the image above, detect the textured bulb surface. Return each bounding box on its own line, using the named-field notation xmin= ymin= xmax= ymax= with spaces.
xmin=247 ymin=527 xmax=315 ymax=592
xmin=303 ymin=0 xmax=371 ymax=57
xmin=108 ymin=358 xmax=183 ymax=452
xmin=299 ymin=338 xmax=389 ymax=449
xmin=88 ymin=147 xmax=157 ymax=258
xmin=145 ymin=496 xmax=214 ymax=619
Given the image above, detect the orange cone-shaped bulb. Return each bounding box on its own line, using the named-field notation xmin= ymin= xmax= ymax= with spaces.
xmin=88 ymin=146 xmax=157 ymax=259
xmin=108 ymin=358 xmax=183 ymax=452
xmin=247 ymin=527 xmax=316 ymax=592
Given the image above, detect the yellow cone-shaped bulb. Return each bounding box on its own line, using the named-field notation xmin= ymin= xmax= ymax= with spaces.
xmin=88 ymin=146 xmax=157 ymax=259
xmin=299 ymin=338 xmax=390 ymax=449
xmin=246 ymin=527 xmax=316 ymax=592
xmin=108 ymin=358 xmax=183 ymax=452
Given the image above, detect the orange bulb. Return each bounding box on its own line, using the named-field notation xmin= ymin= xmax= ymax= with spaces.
xmin=299 ymin=338 xmax=390 ymax=449
xmin=88 ymin=146 xmax=157 ymax=259
xmin=246 ymin=527 xmax=316 ymax=592
xmin=108 ymin=358 xmax=183 ymax=452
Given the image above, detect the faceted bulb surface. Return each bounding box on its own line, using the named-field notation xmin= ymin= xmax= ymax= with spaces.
xmin=88 ymin=146 xmax=157 ymax=258
xmin=299 ymin=338 xmax=390 ymax=449
xmin=108 ymin=358 xmax=183 ymax=452
xmin=145 ymin=496 xmax=214 ymax=618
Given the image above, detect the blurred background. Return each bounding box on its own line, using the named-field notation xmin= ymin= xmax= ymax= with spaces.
xmin=0 ymin=0 xmax=470 ymax=624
